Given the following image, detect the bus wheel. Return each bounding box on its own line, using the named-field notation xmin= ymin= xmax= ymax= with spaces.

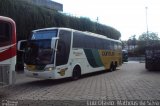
xmin=72 ymin=66 xmax=81 ymax=80
xmin=109 ymin=63 xmax=114 ymax=72
xmin=114 ymin=62 xmax=117 ymax=71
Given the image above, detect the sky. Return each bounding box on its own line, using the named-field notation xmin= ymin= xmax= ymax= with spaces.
xmin=52 ymin=0 xmax=160 ymax=40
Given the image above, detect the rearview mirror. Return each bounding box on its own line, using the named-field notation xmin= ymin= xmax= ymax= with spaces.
xmin=17 ymin=40 xmax=27 ymax=52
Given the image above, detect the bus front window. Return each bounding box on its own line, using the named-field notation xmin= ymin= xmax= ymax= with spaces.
xmin=24 ymin=29 xmax=58 ymax=65
xmin=24 ymin=39 xmax=54 ymax=65
xmin=31 ymin=30 xmax=57 ymax=40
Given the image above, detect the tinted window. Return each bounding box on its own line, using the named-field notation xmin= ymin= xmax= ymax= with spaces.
xmin=95 ymin=38 xmax=101 ymax=49
xmin=88 ymin=36 xmax=96 ymax=48
xmin=0 ymin=21 xmax=11 ymax=46
xmin=101 ymin=39 xmax=106 ymax=49
xmin=74 ymin=32 xmax=101 ymax=49
xmin=110 ymin=41 xmax=114 ymax=50
xmin=114 ymin=42 xmax=117 ymax=50
xmin=104 ymin=40 xmax=110 ymax=50
xmin=118 ymin=42 xmax=122 ymax=50
xmin=73 ymin=31 xmax=119 ymax=50
xmin=56 ymin=30 xmax=71 ymax=66
xmin=24 ymin=39 xmax=53 ymax=65
xmin=32 ymin=30 xmax=57 ymax=40
xmin=73 ymin=32 xmax=86 ymax=48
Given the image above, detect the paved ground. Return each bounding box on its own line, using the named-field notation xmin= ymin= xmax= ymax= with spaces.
xmin=0 ymin=62 xmax=160 ymax=101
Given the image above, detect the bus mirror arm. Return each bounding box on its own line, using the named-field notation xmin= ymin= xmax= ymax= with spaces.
xmin=17 ymin=40 xmax=27 ymax=52
xmin=52 ymin=48 xmax=57 ymax=52
xmin=51 ymin=37 xmax=59 ymax=49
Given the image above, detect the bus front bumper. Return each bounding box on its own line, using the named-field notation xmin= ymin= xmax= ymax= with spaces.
xmin=24 ymin=69 xmax=56 ymax=79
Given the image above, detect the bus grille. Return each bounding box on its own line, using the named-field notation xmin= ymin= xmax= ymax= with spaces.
xmin=0 ymin=65 xmax=10 ymax=86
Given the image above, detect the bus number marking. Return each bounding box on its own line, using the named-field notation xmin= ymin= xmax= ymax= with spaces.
xmin=102 ymin=51 xmax=114 ymax=56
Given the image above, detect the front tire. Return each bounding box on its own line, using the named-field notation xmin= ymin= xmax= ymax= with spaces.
xmin=109 ymin=63 xmax=114 ymax=72
xmin=72 ymin=66 xmax=81 ymax=80
xmin=114 ymin=62 xmax=117 ymax=71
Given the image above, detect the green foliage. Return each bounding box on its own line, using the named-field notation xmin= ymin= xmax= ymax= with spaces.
xmin=127 ymin=35 xmax=137 ymax=48
xmin=137 ymin=32 xmax=160 ymax=54
xmin=0 ymin=0 xmax=121 ymax=40
xmin=139 ymin=32 xmax=159 ymax=41
xmin=138 ymin=32 xmax=159 ymax=47
xmin=121 ymin=40 xmax=127 ymax=49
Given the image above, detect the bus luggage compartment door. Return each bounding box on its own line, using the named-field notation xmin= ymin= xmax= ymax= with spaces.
xmin=0 ymin=65 xmax=10 ymax=86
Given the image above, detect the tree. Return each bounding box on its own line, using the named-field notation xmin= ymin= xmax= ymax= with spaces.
xmin=137 ymin=32 xmax=160 ymax=54
xmin=121 ymin=40 xmax=127 ymax=49
xmin=127 ymin=35 xmax=137 ymax=51
xmin=139 ymin=32 xmax=159 ymax=41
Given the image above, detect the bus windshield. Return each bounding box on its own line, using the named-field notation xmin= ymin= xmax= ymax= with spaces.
xmin=24 ymin=39 xmax=53 ymax=65
xmin=31 ymin=30 xmax=57 ymax=40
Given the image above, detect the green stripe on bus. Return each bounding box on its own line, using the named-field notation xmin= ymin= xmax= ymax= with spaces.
xmin=91 ymin=49 xmax=103 ymax=67
xmin=84 ymin=49 xmax=103 ymax=68
xmin=84 ymin=49 xmax=98 ymax=67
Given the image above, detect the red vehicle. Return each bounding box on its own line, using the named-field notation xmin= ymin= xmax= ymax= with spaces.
xmin=0 ymin=16 xmax=16 ymax=86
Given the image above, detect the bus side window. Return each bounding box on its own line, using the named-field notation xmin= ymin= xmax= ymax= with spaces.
xmin=57 ymin=40 xmax=65 ymax=55
xmin=104 ymin=40 xmax=109 ymax=50
xmin=101 ymin=39 xmax=105 ymax=50
xmin=84 ymin=34 xmax=97 ymax=49
xmin=95 ymin=38 xmax=101 ymax=49
xmin=56 ymin=30 xmax=71 ymax=66
xmin=112 ymin=42 xmax=115 ymax=50
xmin=114 ymin=43 xmax=118 ymax=50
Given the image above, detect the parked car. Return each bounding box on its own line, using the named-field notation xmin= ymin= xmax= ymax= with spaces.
xmin=122 ymin=50 xmax=128 ymax=62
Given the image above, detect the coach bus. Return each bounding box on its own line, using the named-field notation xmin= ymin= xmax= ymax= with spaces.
xmin=18 ymin=28 xmax=122 ymax=80
xmin=145 ymin=42 xmax=160 ymax=71
xmin=0 ymin=16 xmax=16 ymax=86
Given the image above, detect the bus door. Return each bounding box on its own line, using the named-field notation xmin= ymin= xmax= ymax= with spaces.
xmin=56 ymin=30 xmax=71 ymax=66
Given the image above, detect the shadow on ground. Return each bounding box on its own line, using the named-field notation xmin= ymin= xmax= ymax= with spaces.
xmin=14 ymin=69 xmax=120 ymax=87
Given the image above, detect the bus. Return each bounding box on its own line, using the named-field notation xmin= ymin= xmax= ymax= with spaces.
xmin=145 ymin=43 xmax=160 ymax=71
xmin=18 ymin=28 xmax=122 ymax=80
xmin=0 ymin=16 xmax=16 ymax=86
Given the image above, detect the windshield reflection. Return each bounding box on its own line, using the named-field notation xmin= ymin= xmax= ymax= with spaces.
xmin=24 ymin=39 xmax=53 ymax=65
xmin=32 ymin=30 xmax=57 ymax=40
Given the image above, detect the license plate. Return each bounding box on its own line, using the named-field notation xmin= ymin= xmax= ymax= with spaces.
xmin=33 ymin=73 xmax=38 ymax=76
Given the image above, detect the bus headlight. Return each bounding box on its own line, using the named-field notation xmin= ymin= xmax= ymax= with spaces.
xmin=44 ymin=67 xmax=54 ymax=71
xmin=24 ymin=64 xmax=27 ymax=69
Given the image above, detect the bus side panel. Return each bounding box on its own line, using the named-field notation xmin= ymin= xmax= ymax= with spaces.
xmin=84 ymin=49 xmax=122 ymax=71
xmin=83 ymin=49 xmax=103 ymax=68
xmin=71 ymin=48 xmax=89 ymax=74
xmin=70 ymin=48 xmax=105 ymax=75
xmin=70 ymin=48 xmax=122 ymax=75
xmin=83 ymin=49 xmax=105 ymax=73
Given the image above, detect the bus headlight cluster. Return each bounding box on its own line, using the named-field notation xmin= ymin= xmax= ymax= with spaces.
xmin=44 ymin=67 xmax=54 ymax=71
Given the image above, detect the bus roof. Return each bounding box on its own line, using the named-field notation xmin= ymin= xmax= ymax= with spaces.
xmin=0 ymin=16 xmax=15 ymax=25
xmin=32 ymin=27 xmax=121 ymax=43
